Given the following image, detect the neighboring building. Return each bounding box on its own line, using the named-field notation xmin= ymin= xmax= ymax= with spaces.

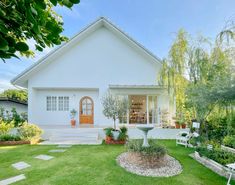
xmin=11 ymin=17 xmax=174 ymax=127
xmin=0 ymin=97 xmax=27 ymax=115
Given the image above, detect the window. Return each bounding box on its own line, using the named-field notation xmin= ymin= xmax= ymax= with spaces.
xmin=46 ymin=96 xmax=57 ymax=111
xmin=64 ymin=97 xmax=69 ymax=111
xmin=46 ymin=96 xmax=51 ymax=111
xmin=47 ymin=96 xmax=69 ymax=111
xmin=58 ymin=96 xmax=69 ymax=111
xmin=58 ymin=97 xmax=63 ymax=111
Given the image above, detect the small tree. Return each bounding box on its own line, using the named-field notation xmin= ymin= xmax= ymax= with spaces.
xmin=102 ymin=92 xmax=129 ymax=130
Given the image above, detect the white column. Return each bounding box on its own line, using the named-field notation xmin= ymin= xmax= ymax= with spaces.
xmin=127 ymin=95 xmax=129 ymax=125
xmin=146 ymin=95 xmax=149 ymax=124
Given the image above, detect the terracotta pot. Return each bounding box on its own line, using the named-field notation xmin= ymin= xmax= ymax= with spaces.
xmin=71 ymin=119 xmax=76 ymax=127
xmin=181 ymin=124 xmax=186 ymax=129
xmin=175 ymin=122 xmax=180 ymax=129
xmin=106 ymin=136 xmax=112 ymax=142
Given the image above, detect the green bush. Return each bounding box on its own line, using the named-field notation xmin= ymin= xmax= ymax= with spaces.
xmin=196 ymin=146 xmax=235 ymax=165
xmin=104 ymin=127 xmax=113 ymax=137
xmin=0 ymin=119 xmax=14 ymax=135
xmin=126 ymin=139 xmax=167 ymax=157
xmin=118 ymin=132 xmax=127 ymax=141
xmin=223 ymin=135 xmax=235 ymax=148
xmin=120 ymin=126 xmax=127 ymax=134
xmin=18 ymin=122 xmax=43 ymax=142
xmin=0 ymin=134 xmax=21 ymax=141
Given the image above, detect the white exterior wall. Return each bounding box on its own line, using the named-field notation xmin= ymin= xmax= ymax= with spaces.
xmin=0 ymin=101 xmax=27 ymax=115
xmin=25 ymin=26 xmax=171 ymax=126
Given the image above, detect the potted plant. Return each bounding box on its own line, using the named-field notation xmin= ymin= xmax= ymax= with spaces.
xmin=174 ymin=119 xmax=180 ymax=129
xmin=102 ymin=91 xmax=129 ymax=140
xmin=70 ymin=109 xmax=77 ymax=127
xmin=104 ymin=127 xmax=113 ymax=142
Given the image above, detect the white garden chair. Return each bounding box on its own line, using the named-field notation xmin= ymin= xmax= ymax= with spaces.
xmin=226 ymin=163 xmax=235 ymax=185
xmin=176 ymin=131 xmax=192 ymax=147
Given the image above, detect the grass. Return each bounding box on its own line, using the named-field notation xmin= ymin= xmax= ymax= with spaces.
xmin=0 ymin=140 xmax=234 ymax=185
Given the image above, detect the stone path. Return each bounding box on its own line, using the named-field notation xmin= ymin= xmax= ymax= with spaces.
xmin=49 ymin=149 xmax=66 ymax=153
xmin=0 ymin=174 xmax=26 ymax=185
xmin=12 ymin=162 xmax=31 ymax=170
xmin=34 ymin=154 xmax=54 ymax=161
xmin=1 ymin=145 xmax=72 ymax=184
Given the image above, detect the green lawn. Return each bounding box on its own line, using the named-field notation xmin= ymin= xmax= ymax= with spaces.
xmin=0 ymin=140 xmax=234 ymax=185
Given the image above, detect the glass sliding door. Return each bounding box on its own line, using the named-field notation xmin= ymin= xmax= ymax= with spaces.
xmin=129 ymin=95 xmax=147 ymax=124
xmin=148 ymin=96 xmax=158 ymax=124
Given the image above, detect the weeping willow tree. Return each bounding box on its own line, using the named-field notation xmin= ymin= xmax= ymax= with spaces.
xmin=159 ymin=28 xmax=235 ymax=135
xmin=159 ymin=29 xmax=188 ymax=116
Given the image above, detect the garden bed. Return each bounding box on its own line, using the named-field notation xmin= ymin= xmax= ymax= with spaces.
xmin=105 ymin=139 xmax=126 ymax=145
xmin=191 ymin=151 xmax=235 ymax=180
xmin=0 ymin=140 xmax=30 ymax=146
xmin=221 ymin=145 xmax=235 ymax=154
xmin=117 ymin=152 xmax=182 ymax=177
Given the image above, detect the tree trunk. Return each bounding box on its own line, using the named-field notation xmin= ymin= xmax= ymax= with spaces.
xmin=113 ymin=118 xmax=116 ymax=130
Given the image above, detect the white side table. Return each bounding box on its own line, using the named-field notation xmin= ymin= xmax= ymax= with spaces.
xmin=226 ymin=163 xmax=235 ymax=185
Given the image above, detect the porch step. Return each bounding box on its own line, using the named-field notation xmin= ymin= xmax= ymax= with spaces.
xmin=41 ymin=128 xmax=101 ymax=145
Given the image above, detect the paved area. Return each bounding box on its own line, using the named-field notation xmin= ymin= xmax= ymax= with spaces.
xmin=34 ymin=154 xmax=54 ymax=161
xmin=11 ymin=162 xmax=31 ymax=170
xmin=0 ymin=174 xmax=26 ymax=185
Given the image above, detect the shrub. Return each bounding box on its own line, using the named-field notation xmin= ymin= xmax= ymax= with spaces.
xmin=118 ymin=132 xmax=128 ymax=141
xmin=196 ymin=146 xmax=235 ymax=165
xmin=0 ymin=134 xmax=21 ymax=141
xmin=120 ymin=126 xmax=127 ymax=134
xmin=0 ymin=119 xmax=14 ymax=135
xmin=104 ymin=127 xmax=113 ymax=137
xmin=223 ymin=135 xmax=235 ymax=148
xmin=18 ymin=122 xmax=43 ymax=142
xmin=126 ymin=139 xmax=167 ymax=157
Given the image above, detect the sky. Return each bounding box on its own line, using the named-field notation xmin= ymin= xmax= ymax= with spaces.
xmin=1 ymin=0 xmax=235 ymax=91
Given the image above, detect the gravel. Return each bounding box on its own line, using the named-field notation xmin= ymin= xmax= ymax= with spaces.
xmin=117 ymin=152 xmax=182 ymax=177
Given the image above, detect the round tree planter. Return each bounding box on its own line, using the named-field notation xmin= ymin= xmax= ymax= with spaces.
xmin=191 ymin=151 xmax=235 ymax=180
xmin=221 ymin=145 xmax=235 ymax=154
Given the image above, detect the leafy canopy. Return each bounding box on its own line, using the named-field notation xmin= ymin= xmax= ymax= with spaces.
xmin=0 ymin=89 xmax=27 ymax=102
xmin=0 ymin=0 xmax=80 ymax=61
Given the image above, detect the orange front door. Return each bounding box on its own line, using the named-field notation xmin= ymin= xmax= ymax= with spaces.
xmin=79 ymin=96 xmax=94 ymax=124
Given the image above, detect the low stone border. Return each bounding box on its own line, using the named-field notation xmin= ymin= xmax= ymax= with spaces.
xmin=0 ymin=141 xmax=30 ymax=146
xmin=221 ymin=145 xmax=235 ymax=154
xmin=117 ymin=152 xmax=182 ymax=177
xmin=190 ymin=151 xmax=235 ymax=180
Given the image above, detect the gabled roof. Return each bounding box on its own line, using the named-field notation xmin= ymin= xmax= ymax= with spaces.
xmin=11 ymin=17 xmax=162 ymax=87
xmin=0 ymin=97 xmax=27 ymax=105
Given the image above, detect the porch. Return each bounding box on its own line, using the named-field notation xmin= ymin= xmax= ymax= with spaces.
xmin=40 ymin=124 xmax=188 ymax=145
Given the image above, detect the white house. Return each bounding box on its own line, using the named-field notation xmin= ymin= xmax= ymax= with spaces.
xmin=0 ymin=97 xmax=27 ymax=115
xmin=11 ymin=17 xmax=174 ymax=127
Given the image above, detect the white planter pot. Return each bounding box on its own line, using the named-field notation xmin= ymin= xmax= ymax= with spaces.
xmin=112 ymin=131 xmax=120 ymax=140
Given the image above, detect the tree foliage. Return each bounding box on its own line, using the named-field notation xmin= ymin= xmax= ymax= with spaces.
xmin=0 ymin=0 xmax=80 ymax=61
xmin=102 ymin=91 xmax=129 ymax=130
xmin=159 ymin=29 xmax=189 ymax=113
xmin=0 ymin=89 xmax=27 ymax=102
xmin=159 ymin=27 xmax=235 ymax=139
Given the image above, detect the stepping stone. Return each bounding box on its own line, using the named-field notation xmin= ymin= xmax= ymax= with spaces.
xmin=57 ymin=144 xmax=72 ymax=148
xmin=0 ymin=174 xmax=26 ymax=185
xmin=49 ymin=149 xmax=66 ymax=153
xmin=34 ymin=154 xmax=54 ymax=161
xmin=11 ymin=162 xmax=31 ymax=170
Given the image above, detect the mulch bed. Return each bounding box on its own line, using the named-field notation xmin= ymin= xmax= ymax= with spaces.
xmin=0 ymin=140 xmax=30 ymax=146
xmin=117 ymin=152 xmax=182 ymax=177
xmin=105 ymin=139 xmax=126 ymax=145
